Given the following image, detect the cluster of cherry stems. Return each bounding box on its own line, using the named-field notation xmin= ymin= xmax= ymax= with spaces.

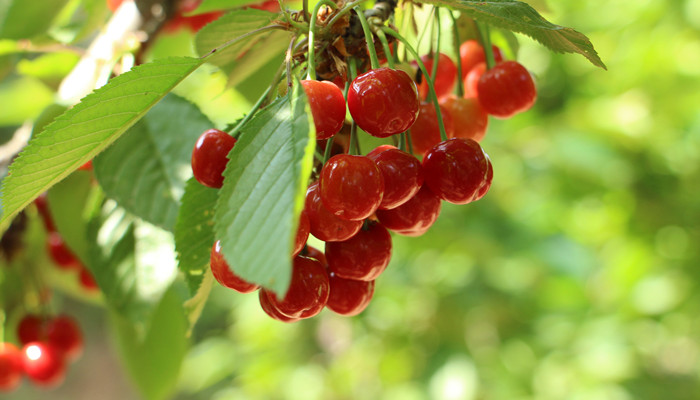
xmin=191 ymin=39 xmax=537 ymax=322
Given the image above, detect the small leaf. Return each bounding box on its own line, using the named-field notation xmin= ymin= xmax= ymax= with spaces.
xmin=423 ymin=0 xmax=606 ymax=69
xmin=94 ymin=94 xmax=212 ymax=231
xmin=214 ymin=81 xmax=315 ymax=295
xmin=175 ymin=178 xmax=218 ymax=295
xmin=0 ymin=56 xmax=203 ymax=234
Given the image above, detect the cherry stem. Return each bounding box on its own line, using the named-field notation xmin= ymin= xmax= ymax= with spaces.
xmin=306 ymin=0 xmax=337 ymax=80
xmin=354 ymin=6 xmax=380 ymax=70
xmin=398 ymin=132 xmax=407 ymax=152
xmin=0 ymin=309 xmax=5 ymax=342
xmin=321 ymin=0 xmax=371 ymax=35
xmin=348 ymin=58 xmax=362 ymax=155
xmin=415 ymin=6 xmax=436 ymax=53
xmin=376 ymin=28 xmax=394 ymax=68
xmin=302 ymin=0 xmax=309 ymax=22
xmin=286 ymin=35 xmax=298 ymax=88
xmin=475 ymin=21 xmax=496 ymax=70
xmin=429 ymin=7 xmax=441 ymax=90
xmin=230 ymin=75 xmax=279 ymax=138
xmin=322 ymin=136 xmax=335 ymax=164
xmin=382 ymin=26 xmax=448 ymax=142
xmin=449 ymin=10 xmax=465 ymax=97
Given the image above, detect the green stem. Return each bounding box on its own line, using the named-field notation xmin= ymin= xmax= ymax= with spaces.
xmin=348 ymin=59 xmax=361 ymax=155
xmin=376 ymin=28 xmax=395 ymax=68
xmin=307 ymin=0 xmax=337 ymax=80
xmin=321 ymin=0 xmax=370 ymax=35
xmin=449 ymin=10 xmax=465 ymax=97
xmin=322 ymin=136 xmax=335 ymax=163
xmin=429 ymin=7 xmax=441 ymax=88
xmin=475 ymin=21 xmax=495 ymax=70
xmin=382 ymin=27 xmax=448 ymax=142
xmin=302 ymin=0 xmax=309 ymax=22
xmin=398 ymin=132 xmax=406 ymax=152
xmin=415 ymin=6 xmax=436 ymax=53
xmin=230 ymin=82 xmax=277 ymax=138
xmin=354 ymin=6 xmax=380 ymax=70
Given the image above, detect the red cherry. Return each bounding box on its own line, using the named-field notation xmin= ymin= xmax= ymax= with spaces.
xmin=325 ymin=222 xmax=392 ymax=281
xmin=183 ymin=11 xmax=224 ymax=32
xmin=326 ymin=273 xmax=375 ymax=316
xmin=422 ymin=138 xmax=492 ymax=204
xmin=304 ymin=182 xmax=362 ymax=242
xmin=440 ymin=95 xmax=489 ymax=142
xmin=210 ymin=240 xmax=260 ymax=293
xmin=293 ymin=211 xmax=310 ymax=257
xmin=347 ymin=67 xmax=420 ymax=138
xmin=300 ymin=80 xmax=346 ymax=140
xmin=178 ymin=0 xmax=203 ymax=13
xmin=78 ymin=160 xmax=93 ymax=171
xmin=18 ymin=315 xmax=45 ymax=345
xmin=191 ymin=129 xmax=237 ymax=189
xmin=34 ymin=193 xmax=55 ymax=232
xmin=463 ymin=62 xmax=486 ymax=98
xmin=258 ymin=291 xmax=300 ymax=323
xmin=319 ymin=154 xmax=384 ymax=221
xmin=248 ymin=0 xmax=280 ymax=12
xmin=106 ymin=0 xmax=125 ymax=12
xmin=302 ymin=246 xmax=326 ymax=266
xmin=46 ymin=315 xmax=83 ymax=362
xmin=0 ymin=343 xmax=23 ymax=392
xmin=477 ymin=61 xmax=536 ymax=118
xmin=260 ymin=255 xmax=330 ymax=319
xmin=459 ymin=40 xmax=504 ymax=80
xmin=416 ymin=52 xmax=457 ymax=99
xmin=376 ymin=184 xmax=442 ymax=236
xmin=475 ymin=156 xmax=493 ymax=201
xmin=21 ymin=342 xmax=66 ymax=387
xmin=409 ymin=102 xmax=454 ymax=157
xmin=367 ymin=145 xmax=424 ymax=210
xmin=47 ymin=232 xmax=80 ymax=270
xmin=79 ymin=267 xmax=99 ymax=291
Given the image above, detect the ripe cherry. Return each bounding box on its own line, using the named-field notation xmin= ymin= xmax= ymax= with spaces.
xmin=46 ymin=315 xmax=83 ymax=362
xmin=325 ymin=221 xmax=392 ymax=281
xmin=210 ymin=240 xmax=260 ymax=293
xmin=463 ymin=62 xmax=486 ymax=98
xmin=319 ymin=154 xmax=384 ymax=221
xmin=326 ymin=274 xmax=375 ymax=316
xmin=304 ymin=182 xmax=362 ymax=242
xmin=79 ymin=267 xmax=99 ymax=291
xmin=293 ymin=211 xmax=310 ymax=257
xmin=409 ymin=102 xmax=454 ymax=157
xmin=416 ymin=52 xmax=457 ymax=99
xmin=376 ymin=184 xmax=442 ymax=236
xmin=439 ymin=95 xmax=489 ymax=142
xmin=300 ymin=80 xmax=346 ymax=140
xmin=47 ymin=232 xmax=80 ymax=269
xmin=260 ymin=255 xmax=329 ymax=320
xmin=21 ymin=342 xmax=66 ymax=387
xmin=18 ymin=314 xmax=44 ymax=345
xmin=258 ymin=291 xmax=300 ymax=323
xmin=347 ymin=67 xmax=420 ymax=138
xmin=422 ymin=138 xmax=492 ymax=204
xmin=191 ymin=128 xmax=237 ymax=189
xmin=0 ymin=343 xmax=23 ymax=392
xmin=477 ymin=60 xmax=536 ymax=118
xmin=459 ymin=40 xmax=504 ymax=80
xmin=367 ymin=145 xmax=424 ymax=210
xmin=34 ymin=193 xmax=56 ymax=232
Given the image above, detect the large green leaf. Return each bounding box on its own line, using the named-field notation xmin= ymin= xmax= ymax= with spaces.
xmin=214 ymin=81 xmax=315 ymax=295
xmin=0 ymin=56 xmax=203 ymax=234
xmin=195 ymin=0 xmax=261 ymax=14
xmin=422 ymin=0 xmax=606 ymax=69
xmin=0 ymin=0 xmax=70 ymax=40
xmin=94 ymin=94 xmax=212 ymax=232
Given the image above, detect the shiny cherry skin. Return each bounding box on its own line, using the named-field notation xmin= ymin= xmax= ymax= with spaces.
xmin=422 ymin=138 xmax=492 ymax=204
xmin=191 ymin=128 xmax=237 ymax=189
xmin=305 ymin=182 xmax=362 ymax=241
xmin=367 ymin=145 xmax=424 ymax=210
xmin=347 ymin=68 xmax=420 ymax=138
xmin=409 ymin=102 xmax=454 ymax=157
xmin=319 ymin=154 xmax=384 ymax=221
xmin=292 ymin=211 xmax=310 ymax=257
xmin=326 ymin=273 xmax=375 ymax=316
xmin=260 ymin=255 xmax=329 ymax=319
xmin=258 ymin=291 xmax=300 ymax=323
xmin=440 ymin=95 xmax=489 ymax=142
xmin=463 ymin=62 xmax=486 ymax=98
xmin=210 ymin=241 xmax=260 ymax=293
xmin=302 ymin=246 xmax=326 ymax=266
xmin=416 ymin=52 xmax=457 ymax=99
xmin=0 ymin=343 xmax=23 ymax=392
xmin=475 ymin=156 xmax=494 ymax=201
xmin=477 ymin=60 xmax=536 ymax=118
xmin=47 ymin=232 xmax=81 ymax=270
xmin=300 ymin=80 xmax=346 ymax=140
xmin=21 ymin=342 xmax=66 ymax=387
xmin=18 ymin=314 xmax=44 ymax=345
xmin=376 ymin=184 xmax=442 ymax=236
xmin=459 ymin=40 xmax=504 ymax=80
xmin=325 ymin=222 xmax=392 ymax=281
xmin=46 ymin=315 xmax=83 ymax=362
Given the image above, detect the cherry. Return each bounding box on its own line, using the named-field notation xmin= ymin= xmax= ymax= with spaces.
xmin=439 ymin=95 xmax=489 ymax=142
xmin=106 ymin=0 xmax=125 ymax=12
xmin=248 ymin=0 xmax=281 ymax=12
xmin=376 ymin=184 xmax=442 ymax=236
xmin=300 ymin=80 xmax=346 ymax=140
xmin=0 ymin=343 xmax=23 ymax=392
xmin=260 ymin=255 xmax=329 ymax=319
xmin=47 ymin=232 xmax=81 ymax=269
xmin=326 ymin=273 xmax=375 ymax=316
xmin=34 ymin=193 xmax=55 ymax=232
xmin=78 ymin=160 xmax=93 ymax=171
xmin=46 ymin=315 xmax=83 ymax=362
xmin=459 ymin=40 xmax=504 ymax=80
xmin=422 ymin=138 xmax=492 ymax=204
xmin=292 ymin=211 xmax=310 ymax=257
xmin=325 ymin=222 xmax=392 ymax=281
xmin=258 ymin=291 xmax=300 ymax=323
xmin=79 ymin=267 xmax=99 ymax=291
xmin=367 ymin=145 xmax=424 ymax=210
xmin=304 ymin=182 xmax=362 ymax=242
xmin=18 ymin=314 xmax=44 ymax=345
xmin=301 ymin=246 xmax=326 ymax=266
xmin=183 ymin=11 xmax=224 ymax=32
xmin=475 ymin=156 xmax=494 ymax=201
xmin=210 ymin=240 xmax=260 ymax=293
xmin=463 ymin=62 xmax=486 ymax=98
xmin=191 ymin=129 xmax=237 ymax=189
xmin=477 ymin=60 xmax=536 ymax=118
xmin=21 ymin=342 xmax=66 ymax=387
xmin=178 ymin=0 xmax=203 ymax=13
xmin=319 ymin=154 xmax=384 ymax=221
xmin=409 ymin=102 xmax=454 ymax=157
xmin=416 ymin=52 xmax=457 ymax=99
xmin=347 ymin=67 xmax=420 ymax=138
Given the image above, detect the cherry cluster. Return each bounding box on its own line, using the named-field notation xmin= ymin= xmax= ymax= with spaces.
xmin=0 ymin=314 xmax=83 ymax=391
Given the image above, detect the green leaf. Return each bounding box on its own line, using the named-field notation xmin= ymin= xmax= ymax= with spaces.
xmin=423 ymin=0 xmax=606 ymax=69
xmin=214 ymin=81 xmax=315 ymax=295
xmin=195 ymin=9 xmax=290 ymax=87
xmin=0 ymin=0 xmax=71 ymax=40
xmin=175 ymin=178 xmax=218 ymax=295
xmin=195 ymin=0 xmax=262 ymax=14
xmin=111 ymin=288 xmax=189 ymax=400
xmin=47 ymin=170 xmax=94 ymax=263
xmin=182 ymin=268 xmax=214 ymax=336
xmin=94 ymin=94 xmax=212 ymax=232
xmin=0 ymin=56 xmax=203 ymax=234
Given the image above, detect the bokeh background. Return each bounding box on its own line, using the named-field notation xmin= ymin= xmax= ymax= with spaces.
xmin=2 ymin=0 xmax=700 ymax=399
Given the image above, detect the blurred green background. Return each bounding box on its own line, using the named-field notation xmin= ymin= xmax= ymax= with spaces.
xmin=3 ymin=0 xmax=700 ymax=399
